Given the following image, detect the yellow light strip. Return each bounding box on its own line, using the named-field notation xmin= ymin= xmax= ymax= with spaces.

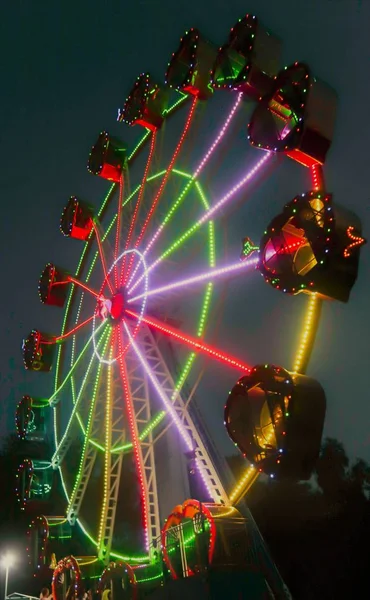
xmin=98 ymin=344 xmax=113 ymax=553
xmin=293 ymin=292 xmax=321 ymax=374
xmin=229 ymin=464 xmax=259 ymax=505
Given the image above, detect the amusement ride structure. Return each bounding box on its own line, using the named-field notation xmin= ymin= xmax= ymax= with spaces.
xmin=15 ymin=10 xmax=365 ymax=600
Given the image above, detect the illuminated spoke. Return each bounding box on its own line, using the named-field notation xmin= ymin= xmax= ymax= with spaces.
xmin=126 ymin=310 xmax=251 ymax=373
xmin=49 ymin=321 xmax=106 ymax=406
xmin=118 ymin=328 xmax=150 ymax=550
xmin=120 ymin=131 xmax=157 ymax=286
xmin=52 ymin=327 xmax=110 ymax=464
xmin=92 ymin=221 xmax=114 ymax=294
xmin=114 ymin=174 xmax=125 ymax=289
xmin=124 ymin=322 xmax=193 ymax=451
xmin=129 ymin=152 xmax=273 ymax=294
xmin=128 ymin=255 xmax=258 ymax=303
xmin=44 ymin=315 xmax=95 ymax=344
xmin=68 ymin=277 xmax=101 ymax=299
xmin=98 ymin=338 xmax=115 ymax=550
xmin=143 ymin=92 xmax=243 ymax=259
xmin=125 ymin=97 xmax=198 ymax=284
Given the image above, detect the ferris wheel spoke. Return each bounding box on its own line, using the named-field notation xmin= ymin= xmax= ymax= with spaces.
xmin=120 ymin=130 xmax=157 ymax=286
xmin=66 ymin=330 xmax=111 ymax=524
xmin=128 ymin=254 xmax=258 ymax=304
xmin=125 ymin=323 xmax=229 ymax=504
xmin=113 ymin=174 xmax=125 ymax=289
xmin=52 ymin=325 xmax=110 ymax=472
xmin=68 ymin=277 xmax=101 ymax=299
xmin=129 ymin=151 xmax=274 ymax=294
xmin=97 ymin=329 xmax=129 ymax=561
xmin=124 ymin=97 xmax=198 ymax=285
xmin=141 ymin=92 xmax=244 ymax=262
xmin=44 ymin=315 xmax=95 ymax=345
xmin=117 ymin=328 xmax=152 ymax=550
xmin=49 ymin=320 xmax=107 ymax=407
xmin=92 ymin=221 xmax=115 ymax=294
xmin=126 ymin=310 xmax=251 ymax=373
xmin=126 ymin=94 xmax=243 ymax=291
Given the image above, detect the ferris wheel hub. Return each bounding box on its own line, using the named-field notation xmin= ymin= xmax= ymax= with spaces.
xmin=97 ymin=288 xmax=126 ymax=323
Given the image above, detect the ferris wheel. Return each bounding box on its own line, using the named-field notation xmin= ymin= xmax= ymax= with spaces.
xmin=17 ymin=11 xmax=365 ymax=598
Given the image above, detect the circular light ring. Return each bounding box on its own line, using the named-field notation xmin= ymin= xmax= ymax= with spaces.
xmin=248 ymin=62 xmax=311 ymax=152
xmin=258 ymin=191 xmax=333 ymax=294
xmin=92 ymin=248 xmax=149 ymax=365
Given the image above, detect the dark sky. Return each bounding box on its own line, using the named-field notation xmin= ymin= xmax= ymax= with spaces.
xmin=1 ymin=0 xmax=369 ymax=463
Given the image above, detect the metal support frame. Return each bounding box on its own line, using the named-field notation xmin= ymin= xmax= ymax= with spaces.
xmin=139 ymin=324 xmax=230 ymax=506
xmin=124 ymin=337 xmax=162 ymax=552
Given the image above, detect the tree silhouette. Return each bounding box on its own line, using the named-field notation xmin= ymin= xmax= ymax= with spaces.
xmin=228 ymin=436 xmax=370 ymax=598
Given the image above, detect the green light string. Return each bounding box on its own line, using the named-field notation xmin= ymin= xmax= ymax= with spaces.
xmin=67 ymin=331 xmax=111 ymax=518
xmin=50 ymin=321 xmax=106 ymax=407
xmin=53 ymin=327 xmax=110 ymax=468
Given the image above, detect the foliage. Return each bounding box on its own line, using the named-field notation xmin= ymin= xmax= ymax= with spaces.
xmin=228 ymin=437 xmax=370 ymax=598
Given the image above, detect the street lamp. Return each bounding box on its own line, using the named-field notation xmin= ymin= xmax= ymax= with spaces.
xmin=1 ymin=553 xmax=16 ymax=600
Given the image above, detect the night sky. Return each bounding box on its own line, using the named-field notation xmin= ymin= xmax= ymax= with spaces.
xmin=1 ymin=0 xmax=370 ymax=464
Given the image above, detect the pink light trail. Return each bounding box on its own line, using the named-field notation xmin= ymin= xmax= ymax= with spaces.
xmin=123 ymin=322 xmax=193 ymax=451
xmin=128 ymin=255 xmax=259 ymax=303
xmin=129 ymin=151 xmax=272 ymax=294
xmin=127 ymin=93 xmax=243 ymax=289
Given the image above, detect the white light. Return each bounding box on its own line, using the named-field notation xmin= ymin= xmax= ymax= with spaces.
xmin=1 ymin=553 xmax=16 ymax=569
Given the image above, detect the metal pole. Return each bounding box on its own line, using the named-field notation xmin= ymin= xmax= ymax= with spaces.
xmin=4 ymin=566 xmax=9 ymax=600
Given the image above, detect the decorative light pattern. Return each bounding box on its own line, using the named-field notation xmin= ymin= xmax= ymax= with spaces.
xmin=344 ymin=226 xmax=366 ymax=258
xmin=128 ymin=255 xmax=258 ymax=303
